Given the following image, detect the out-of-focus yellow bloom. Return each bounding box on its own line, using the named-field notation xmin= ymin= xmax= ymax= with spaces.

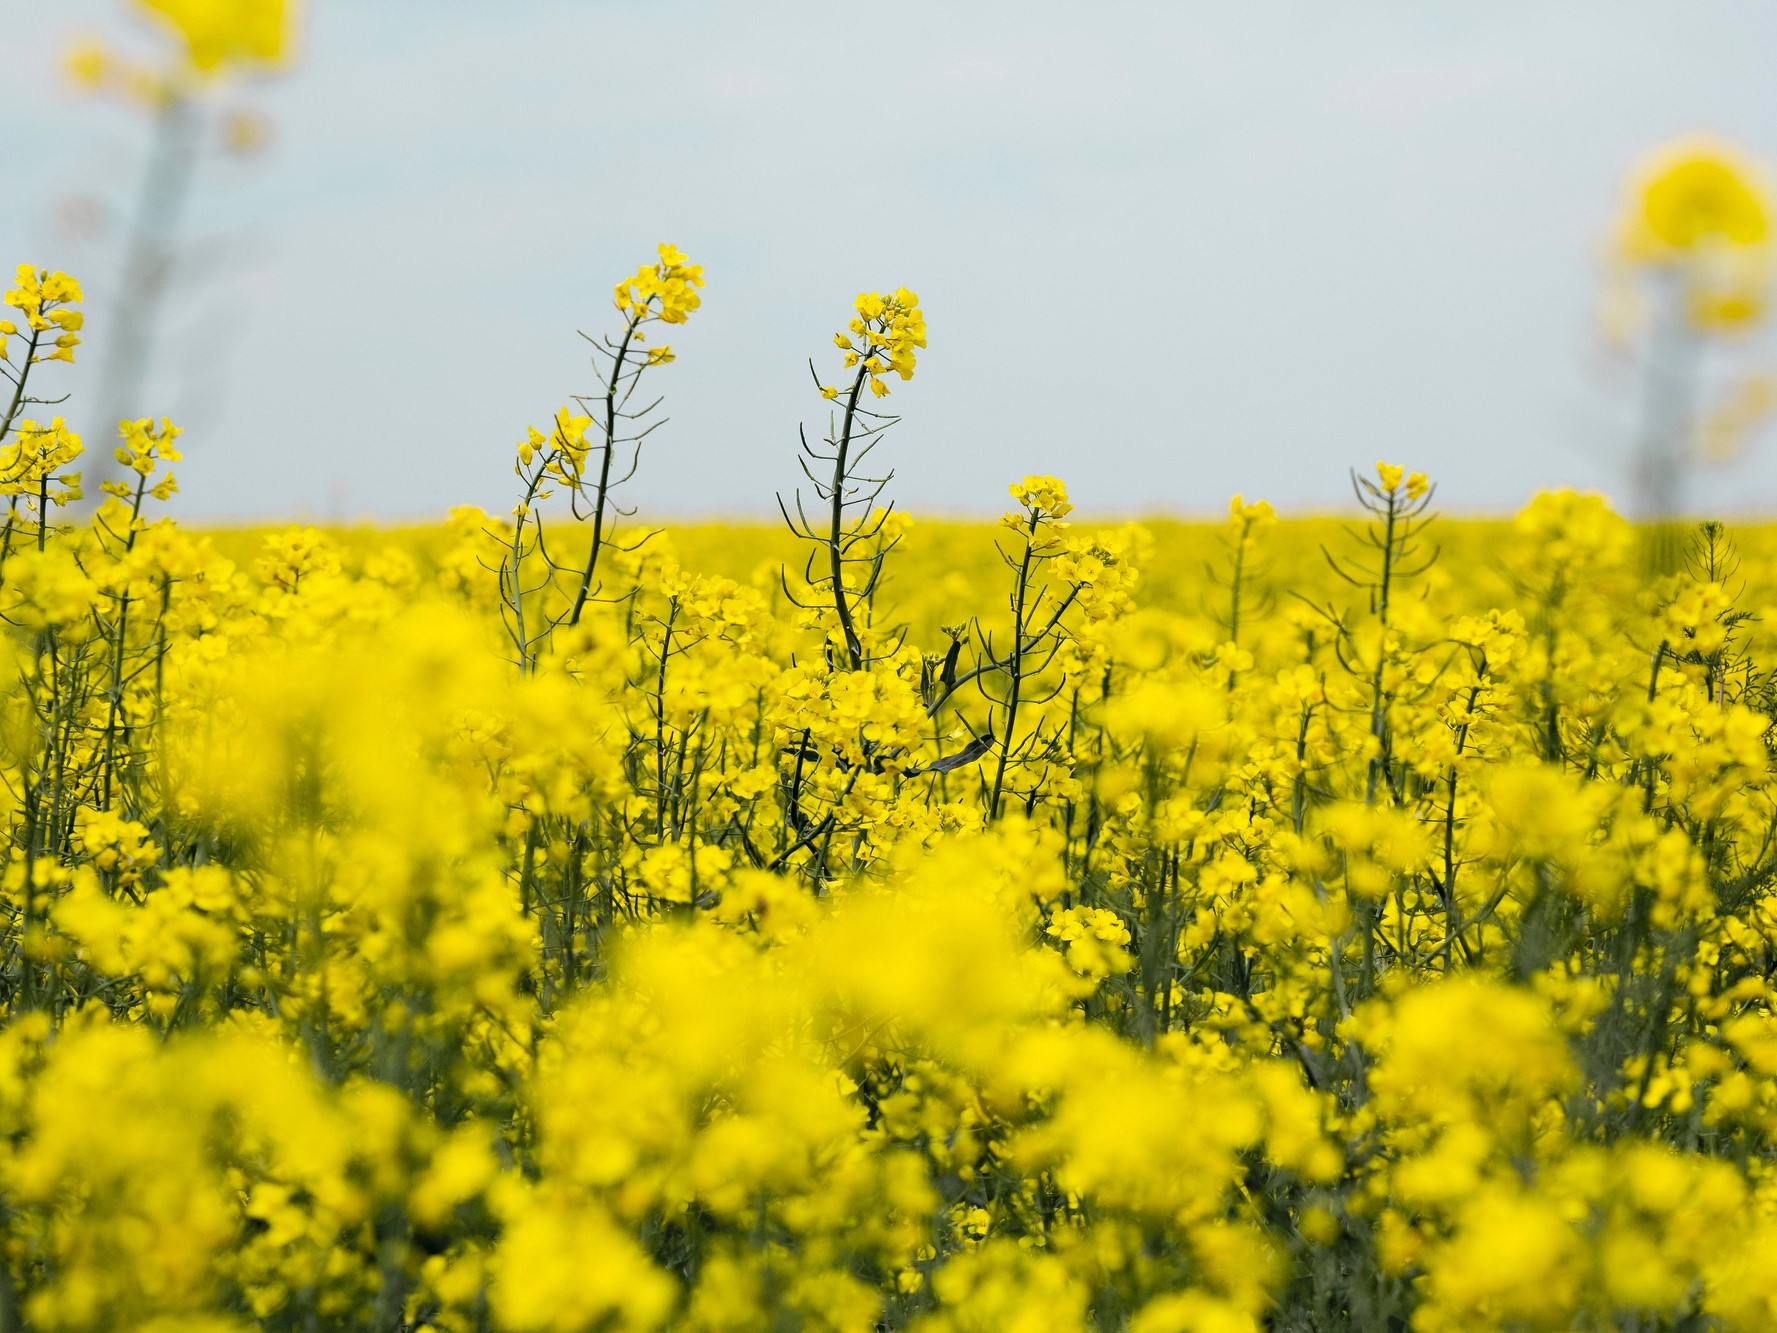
xmin=1698 ymin=370 xmax=1777 ymax=463
xmin=64 ymin=38 xmax=112 ymax=91
xmin=136 ymin=0 xmax=294 ymax=75
xmin=1625 ymin=138 xmax=1772 ymax=258
xmin=2 ymin=546 xmax=98 ymax=628
xmin=1229 ymin=493 xmax=1277 ymax=528
xmin=1617 ymin=137 xmax=1775 ymax=332
xmin=222 ymin=108 xmax=273 ymax=154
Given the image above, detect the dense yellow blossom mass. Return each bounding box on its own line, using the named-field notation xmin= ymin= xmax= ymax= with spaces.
xmin=5 ymin=249 xmax=1777 ymax=1332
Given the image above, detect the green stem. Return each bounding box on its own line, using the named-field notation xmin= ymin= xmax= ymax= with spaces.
xmin=826 ymin=363 xmax=872 ymax=671
xmin=568 ymin=313 xmax=643 ymax=627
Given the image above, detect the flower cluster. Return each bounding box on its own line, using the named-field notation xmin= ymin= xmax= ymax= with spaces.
xmin=515 ymin=408 xmax=592 ymax=490
xmin=613 ymin=242 xmax=706 ymax=364
xmin=828 ymin=287 xmax=927 ymax=399
xmin=0 ymin=419 xmax=85 ymax=503
xmin=2 ymin=266 xmax=83 ymax=367
xmin=1008 ymin=474 xmax=1074 ymax=521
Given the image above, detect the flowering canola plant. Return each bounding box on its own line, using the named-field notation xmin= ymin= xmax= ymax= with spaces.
xmin=6 ymin=248 xmax=1777 ymax=1333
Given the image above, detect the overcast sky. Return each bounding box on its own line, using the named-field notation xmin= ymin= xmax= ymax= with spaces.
xmin=5 ymin=1 xmax=1777 ymax=520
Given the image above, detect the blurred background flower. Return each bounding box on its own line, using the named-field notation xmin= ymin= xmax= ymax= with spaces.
xmin=55 ymin=0 xmax=299 ymax=498
xmin=1604 ymin=136 xmax=1774 ymax=551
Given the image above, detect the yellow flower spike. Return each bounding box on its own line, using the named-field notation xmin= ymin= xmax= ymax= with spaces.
xmin=3 ymin=266 xmax=84 ymax=366
xmin=832 ymin=287 xmax=925 ymax=396
xmin=1374 ymin=461 xmax=1404 ymax=493
xmin=1008 ymin=474 xmax=1073 ymax=520
xmin=611 ymin=242 xmax=704 ymax=328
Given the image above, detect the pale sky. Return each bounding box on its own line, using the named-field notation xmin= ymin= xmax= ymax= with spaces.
xmin=4 ymin=1 xmax=1777 ymax=520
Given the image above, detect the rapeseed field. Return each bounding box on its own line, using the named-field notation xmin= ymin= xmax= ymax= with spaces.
xmin=5 ymin=127 xmax=1777 ymax=1332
